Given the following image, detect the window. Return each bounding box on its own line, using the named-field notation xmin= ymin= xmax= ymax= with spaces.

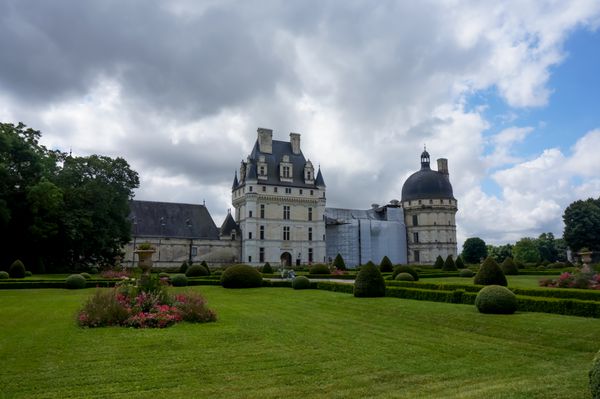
xmin=418 ymin=200 xmax=422 ymax=205
xmin=429 ymin=199 xmax=432 ymax=204
xmin=412 ymin=215 xmax=418 ymax=226
xmin=308 ymin=207 xmax=313 ymax=221
xmin=274 ymin=187 xmax=278 ymax=193
xmin=323 ymin=234 xmax=325 ymax=241
xmin=249 ymin=232 xmax=252 ymax=239
xmin=249 ymin=186 xmax=253 ymax=192
xmin=308 ymin=248 xmax=313 ymax=263
xmin=413 ymin=232 xmax=419 ymax=243
xmin=260 ymin=166 xmax=265 ymax=175
xmin=191 ymin=247 xmax=198 ymax=257
xmin=283 ymin=205 xmax=290 ymax=220
xmin=259 ymin=247 xmax=265 ymax=262
xmin=283 ymin=166 xmax=290 ymax=178
xmin=260 ymin=225 xmax=265 ymax=240
xmin=260 ymin=204 xmax=265 ymax=219
xmin=310 ymin=190 xmax=314 ymax=196
xmin=307 ymin=172 xmax=312 ymax=180
xmin=249 ymin=210 xmax=253 ymax=218
xmin=248 ymin=256 xmax=252 ymax=263
xmin=262 ymin=186 xmax=266 ymax=192
xmin=231 ymin=232 xmax=236 ymax=240
xmin=299 ymin=189 xmax=303 ymax=195
xmin=283 ymin=226 xmax=290 ymax=241
xmin=285 ymin=187 xmax=292 ymax=194
xmin=414 ymin=250 xmax=420 ymax=262
xmin=308 ymin=227 xmax=312 ymax=241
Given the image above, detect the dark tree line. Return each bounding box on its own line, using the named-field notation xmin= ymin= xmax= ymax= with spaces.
xmin=0 ymin=122 xmax=139 ymax=273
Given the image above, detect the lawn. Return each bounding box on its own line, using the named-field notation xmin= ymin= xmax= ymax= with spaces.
xmin=1 ymin=286 xmax=599 ymax=398
xmin=422 ymin=274 xmax=548 ymax=289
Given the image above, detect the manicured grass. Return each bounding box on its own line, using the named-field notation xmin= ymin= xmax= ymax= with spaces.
xmin=1 ymin=287 xmax=599 ymax=398
xmin=423 ymin=275 xmax=547 ymax=289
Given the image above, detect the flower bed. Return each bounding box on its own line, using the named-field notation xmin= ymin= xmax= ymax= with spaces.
xmin=540 ymin=268 xmax=600 ymax=290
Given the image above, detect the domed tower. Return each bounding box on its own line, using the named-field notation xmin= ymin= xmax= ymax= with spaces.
xmin=401 ymin=148 xmax=458 ymax=264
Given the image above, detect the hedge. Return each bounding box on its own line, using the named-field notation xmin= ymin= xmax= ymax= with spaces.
xmin=315 ymin=281 xmax=354 ymax=294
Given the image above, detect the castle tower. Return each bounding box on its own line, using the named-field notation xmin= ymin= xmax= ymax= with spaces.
xmin=401 ymin=148 xmax=458 ymax=264
xmin=231 ymin=128 xmax=326 ymax=267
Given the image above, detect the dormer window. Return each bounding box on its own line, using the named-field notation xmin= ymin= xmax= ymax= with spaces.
xmin=304 ymin=160 xmax=315 ymax=184
xmin=257 ymin=155 xmax=268 ymax=181
xmin=279 ymin=156 xmax=293 ymax=182
xmin=283 ymin=166 xmax=290 ymax=178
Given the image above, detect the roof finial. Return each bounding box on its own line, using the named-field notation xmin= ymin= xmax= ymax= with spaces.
xmin=203 ymin=199 xmax=205 ymax=206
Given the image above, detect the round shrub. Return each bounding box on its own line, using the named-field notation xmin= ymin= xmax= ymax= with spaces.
xmin=80 ymin=272 xmax=92 ymax=279
xmin=65 ymin=274 xmax=87 ymax=289
xmin=171 ymin=274 xmax=188 ymax=287
xmin=475 ymin=285 xmax=517 ymax=314
xmin=500 ymin=257 xmax=519 ymax=275
xmin=591 ymin=349 xmax=600 ymax=399
xmin=354 ymin=261 xmax=385 ymax=297
xmin=379 ymin=256 xmax=393 ymax=273
xmin=392 ymin=265 xmax=419 ymax=281
xmin=213 ymin=270 xmax=223 ymax=276
xmin=9 ymin=259 xmax=26 ymax=278
xmin=292 ymin=276 xmax=310 ymax=290
xmin=536 ymin=265 xmax=546 ymax=271
xmin=89 ymin=267 xmax=99 ymax=275
xmin=262 ymin=262 xmax=274 ymax=274
xmin=186 ymin=264 xmax=209 ymax=277
xmin=309 ymin=264 xmax=330 ymax=275
xmin=459 ymin=268 xmax=474 ymax=277
xmin=474 ymin=256 xmax=507 ymax=286
xmin=221 ymin=264 xmax=263 ymax=288
xmin=0 ymin=271 xmax=9 ymax=279
xmin=395 ymin=272 xmax=415 ymax=281
xmin=25 ymin=270 xmax=33 ymax=277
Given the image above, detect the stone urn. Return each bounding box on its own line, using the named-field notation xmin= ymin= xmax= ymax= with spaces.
xmin=135 ymin=249 xmax=156 ymax=276
xmin=579 ymin=250 xmax=593 ymax=268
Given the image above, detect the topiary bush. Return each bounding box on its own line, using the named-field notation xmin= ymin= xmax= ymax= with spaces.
xmin=262 ymin=262 xmax=273 ymax=274
xmin=309 ymin=264 xmax=330 ymax=274
xmin=434 ymin=255 xmax=445 ymax=269
xmin=89 ymin=267 xmax=99 ymax=275
xmin=179 ymin=261 xmax=189 ymax=274
xmin=80 ymin=272 xmax=92 ymax=279
xmin=391 ymin=265 xmax=419 ymax=281
xmin=354 ymin=261 xmax=385 ymax=297
xmin=443 ymin=255 xmax=457 ymax=271
xmin=333 ymin=253 xmax=346 ymax=270
xmin=379 ymin=256 xmax=393 ymax=272
xmin=474 ymin=256 xmax=508 ymax=286
xmin=0 ymin=271 xmax=9 ymax=279
xmin=186 ymin=264 xmax=209 ymax=277
xmin=221 ymin=264 xmax=263 ymax=288
xmin=9 ymin=259 xmax=26 ymax=278
xmin=65 ymin=274 xmax=87 ymax=289
xmin=395 ymin=272 xmax=415 ymax=281
xmin=171 ymin=274 xmax=188 ymax=287
xmin=475 ymin=285 xmax=517 ymax=314
xmin=459 ymin=268 xmax=474 ymax=277
xmin=501 ymin=257 xmax=519 ymax=275
xmin=292 ymin=276 xmax=310 ymax=290
xmin=591 ymin=349 xmax=600 ymax=399
xmin=158 ymin=272 xmax=170 ymax=278
xmin=455 ymin=256 xmax=465 ymax=269
xmin=24 ymin=271 xmax=33 ymax=277
xmin=200 ymin=260 xmax=211 ymax=275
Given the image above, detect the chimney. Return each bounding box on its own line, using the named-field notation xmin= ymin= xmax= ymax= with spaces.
xmin=437 ymin=158 xmax=449 ymax=175
xmin=290 ymin=132 xmax=301 ymax=155
xmin=257 ymin=128 xmax=272 ymax=154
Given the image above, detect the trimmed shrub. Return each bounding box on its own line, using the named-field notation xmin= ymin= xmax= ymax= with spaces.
xmin=9 ymin=260 xmax=26 ymax=278
xmin=65 ymin=274 xmax=87 ymax=289
xmin=200 ymin=260 xmax=211 ymax=275
xmin=80 ymin=272 xmax=92 ymax=279
xmin=475 ymin=285 xmax=517 ymax=314
xmin=186 ymin=264 xmax=209 ymax=277
xmin=0 ymin=271 xmax=9 ymax=279
xmin=591 ymin=349 xmax=600 ymax=399
xmin=333 ymin=253 xmax=346 ymax=270
xmin=501 ymin=257 xmax=519 ymax=275
xmin=536 ymin=265 xmax=546 ymax=271
xmin=354 ymin=261 xmax=385 ymax=297
xmin=442 ymin=255 xmax=457 ymax=271
xmin=158 ymin=272 xmax=170 ymax=278
xmin=25 ymin=271 xmax=33 ymax=277
xmin=221 ymin=264 xmax=263 ymax=288
xmin=395 ymin=272 xmax=415 ymax=282
xmin=171 ymin=274 xmax=188 ymax=287
xmin=292 ymin=276 xmax=311 ymax=290
xmin=459 ymin=268 xmax=474 ymax=277
xmin=434 ymin=255 xmax=445 ymax=269
xmin=379 ymin=256 xmax=393 ymax=273
xmin=392 ymin=265 xmax=419 ymax=281
xmin=213 ymin=270 xmax=223 ymax=276
xmin=474 ymin=256 xmax=507 ymax=286
xmin=455 ymin=256 xmax=465 ymax=269
xmin=262 ymin=262 xmax=273 ymax=274
xmin=89 ymin=267 xmax=99 ymax=275
xmin=309 ymin=264 xmax=330 ymax=275
xmin=179 ymin=261 xmax=189 ymax=274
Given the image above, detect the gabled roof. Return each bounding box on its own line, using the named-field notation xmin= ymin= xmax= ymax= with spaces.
xmin=129 ymin=200 xmax=220 ymax=239
xmin=315 ymin=167 xmax=326 ymax=187
xmin=220 ymin=212 xmax=240 ymax=236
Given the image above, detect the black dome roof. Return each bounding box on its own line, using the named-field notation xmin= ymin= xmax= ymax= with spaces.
xmin=401 ymin=151 xmax=454 ymax=201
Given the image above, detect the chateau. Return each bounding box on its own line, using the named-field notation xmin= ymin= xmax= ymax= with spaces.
xmin=124 ymin=128 xmax=458 ymax=268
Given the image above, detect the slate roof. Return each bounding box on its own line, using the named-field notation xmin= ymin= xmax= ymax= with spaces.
xmin=129 ymin=200 xmax=220 ymax=239
xmin=401 ymin=159 xmax=454 ymax=202
xmin=315 ymin=168 xmax=326 ymax=187
xmin=220 ymin=212 xmax=240 ymax=236
xmin=239 ymin=140 xmax=320 ymax=188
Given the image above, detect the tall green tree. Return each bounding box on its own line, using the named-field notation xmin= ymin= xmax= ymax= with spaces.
xmin=461 ymin=237 xmax=487 ymax=264
xmin=486 ymin=244 xmax=513 ymax=263
xmin=536 ymin=232 xmax=558 ymax=262
xmin=512 ymin=237 xmax=541 ymax=264
xmin=563 ymin=198 xmax=600 ymax=252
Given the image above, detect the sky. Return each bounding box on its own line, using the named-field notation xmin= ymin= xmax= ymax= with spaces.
xmin=1 ymin=0 xmax=600 ymax=248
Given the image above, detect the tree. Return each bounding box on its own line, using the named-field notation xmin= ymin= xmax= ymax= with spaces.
xmin=434 ymin=255 xmax=444 ymax=269
xmin=455 ymin=256 xmax=465 ymax=269
xmin=512 ymin=237 xmax=541 ymax=265
xmin=333 ymin=253 xmax=346 ymax=270
xmin=563 ymin=198 xmax=600 ymax=252
xmin=379 ymin=256 xmax=393 ymax=272
xmin=442 ymin=255 xmax=456 ymax=271
xmin=462 ymin=237 xmax=487 ymax=264
xmin=474 ymin=256 xmax=507 ymax=286
xmin=486 ymin=244 xmax=513 ymax=263
xmin=536 ymin=232 xmax=558 ymax=262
